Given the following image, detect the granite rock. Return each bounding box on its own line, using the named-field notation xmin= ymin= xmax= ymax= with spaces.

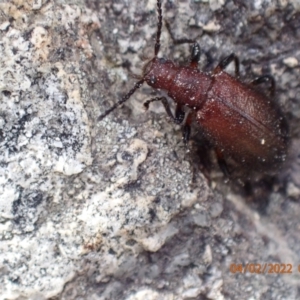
xmin=0 ymin=0 xmax=300 ymax=299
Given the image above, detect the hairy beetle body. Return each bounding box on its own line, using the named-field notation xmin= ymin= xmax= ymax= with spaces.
xmin=98 ymin=0 xmax=288 ymax=174
xmin=144 ymin=57 xmax=288 ymax=169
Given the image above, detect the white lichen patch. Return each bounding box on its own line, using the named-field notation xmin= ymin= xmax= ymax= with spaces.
xmin=283 ymin=57 xmax=298 ymax=68
xmin=138 ymin=224 xmax=179 ymax=252
xmin=125 ymin=288 xmax=173 ymax=300
xmin=30 ymin=26 xmax=51 ymax=61
xmin=201 ymin=20 xmax=221 ymax=32
xmin=209 ymin=0 xmax=225 ymax=11
xmin=112 ymin=138 xmax=148 ymax=186
xmin=0 ymin=235 xmax=76 ymax=299
xmin=32 ymin=0 xmax=43 ymax=10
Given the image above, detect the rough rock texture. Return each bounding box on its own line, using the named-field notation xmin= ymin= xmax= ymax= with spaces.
xmin=0 ymin=0 xmax=300 ymax=299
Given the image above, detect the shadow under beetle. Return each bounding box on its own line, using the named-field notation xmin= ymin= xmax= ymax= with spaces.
xmin=98 ymin=0 xmax=288 ymax=175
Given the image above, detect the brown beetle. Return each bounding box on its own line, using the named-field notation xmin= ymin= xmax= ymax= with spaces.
xmin=98 ymin=0 xmax=288 ymax=174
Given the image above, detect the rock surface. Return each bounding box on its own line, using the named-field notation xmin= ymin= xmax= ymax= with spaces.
xmin=0 ymin=0 xmax=300 ymax=299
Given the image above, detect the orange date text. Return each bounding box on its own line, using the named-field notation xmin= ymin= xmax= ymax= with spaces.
xmin=230 ymin=263 xmax=293 ymax=274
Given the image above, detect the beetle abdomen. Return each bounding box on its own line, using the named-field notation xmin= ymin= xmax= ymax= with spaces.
xmin=196 ymin=72 xmax=288 ymax=168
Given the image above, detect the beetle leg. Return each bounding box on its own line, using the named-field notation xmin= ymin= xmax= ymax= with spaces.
xmin=144 ymin=98 xmax=193 ymax=145
xmin=144 ymin=97 xmax=184 ymax=124
xmin=182 ymin=125 xmax=191 ymax=145
xmin=214 ymin=53 xmax=239 ymax=77
xmin=182 ymin=113 xmax=193 ymax=145
xmin=190 ymin=43 xmax=201 ymax=69
xmin=165 ymin=21 xmax=196 ymax=45
xmin=176 ymin=104 xmax=191 ymax=144
xmin=175 ymin=104 xmax=185 ymax=124
xmin=251 ymin=75 xmax=275 ymax=97
xmin=215 ymin=148 xmax=230 ymax=177
xmin=165 ymin=21 xmax=200 ymax=69
xmin=144 ymin=97 xmax=194 ymax=144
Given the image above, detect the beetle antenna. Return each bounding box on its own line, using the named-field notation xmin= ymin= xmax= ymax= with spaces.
xmin=98 ymin=1 xmax=162 ymax=121
xmin=98 ymin=79 xmax=145 ymax=121
xmin=154 ymin=0 xmax=163 ymax=56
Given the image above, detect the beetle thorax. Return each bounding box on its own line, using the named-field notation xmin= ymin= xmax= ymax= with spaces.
xmin=144 ymin=57 xmax=177 ymax=90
